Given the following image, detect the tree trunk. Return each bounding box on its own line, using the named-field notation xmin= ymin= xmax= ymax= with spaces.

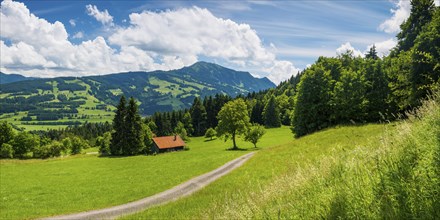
xmin=232 ymin=131 xmax=237 ymax=149
xmin=254 ymin=143 xmax=257 ymax=148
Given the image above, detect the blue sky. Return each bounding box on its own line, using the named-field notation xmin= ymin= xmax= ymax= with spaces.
xmin=1 ymin=0 xmax=424 ymax=84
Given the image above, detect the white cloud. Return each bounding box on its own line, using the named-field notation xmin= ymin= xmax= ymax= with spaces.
xmin=72 ymin=31 xmax=84 ymax=39
xmin=379 ymin=0 xmax=411 ymax=33
xmin=69 ymin=19 xmax=76 ymax=27
xmin=108 ymin=7 xmax=296 ymax=83
xmin=336 ymin=42 xmax=364 ymax=57
xmin=368 ymin=38 xmax=397 ymax=57
xmin=0 ymin=1 xmax=296 ymax=84
xmin=86 ymin=4 xmax=113 ymax=26
xmin=267 ymin=61 xmax=300 ymax=84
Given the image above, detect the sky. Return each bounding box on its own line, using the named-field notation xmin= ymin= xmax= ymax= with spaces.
xmin=1 ymin=0 xmax=438 ymax=84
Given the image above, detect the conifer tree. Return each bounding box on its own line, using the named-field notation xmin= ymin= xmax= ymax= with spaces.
xmin=263 ymin=95 xmax=281 ymax=128
xmin=123 ymin=97 xmax=145 ymax=155
xmin=190 ymin=97 xmax=207 ymax=136
xmin=110 ymin=95 xmax=126 ymax=155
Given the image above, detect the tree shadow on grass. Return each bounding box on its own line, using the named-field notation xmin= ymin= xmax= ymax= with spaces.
xmin=204 ymin=138 xmax=217 ymax=142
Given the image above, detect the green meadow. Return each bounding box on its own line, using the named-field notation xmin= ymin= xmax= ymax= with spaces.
xmin=0 ymin=127 xmax=292 ymax=219
xmin=124 ymin=98 xmax=439 ymax=219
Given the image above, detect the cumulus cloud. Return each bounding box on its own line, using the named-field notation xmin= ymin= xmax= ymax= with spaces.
xmin=267 ymin=61 xmax=300 ymax=84
xmin=109 ymin=7 xmax=275 ymax=66
xmin=336 ymin=42 xmax=364 ymax=57
xmin=72 ymin=31 xmax=84 ymax=39
xmin=86 ymin=4 xmax=113 ymax=26
xmin=368 ymin=38 xmax=397 ymax=57
xmin=0 ymin=1 xmax=296 ymax=84
xmin=379 ymin=0 xmax=411 ymax=34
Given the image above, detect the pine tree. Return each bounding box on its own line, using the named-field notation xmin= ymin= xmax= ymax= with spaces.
xmin=263 ymin=95 xmax=281 ymax=128
xmin=123 ymin=97 xmax=145 ymax=155
xmin=190 ymin=97 xmax=207 ymax=136
xmin=397 ymin=0 xmax=435 ymax=52
xmin=110 ymin=95 xmax=126 ymax=155
xmin=365 ymin=45 xmax=378 ymax=60
xmin=251 ymin=100 xmax=264 ymax=125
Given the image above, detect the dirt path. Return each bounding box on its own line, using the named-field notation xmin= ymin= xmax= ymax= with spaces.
xmin=43 ymin=152 xmax=255 ymax=220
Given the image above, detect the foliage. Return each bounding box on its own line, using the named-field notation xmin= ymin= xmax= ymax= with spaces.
xmin=204 ymin=128 xmax=217 ymax=140
xmin=12 ymin=132 xmax=40 ymax=158
xmin=0 ymin=121 xmax=15 ymax=147
xmin=216 ymin=99 xmax=251 ymax=149
xmin=110 ymin=96 xmax=127 ymax=155
xmin=244 ymin=124 xmax=266 ymax=148
xmin=292 ymin=65 xmax=332 ymax=137
xmin=190 ymin=97 xmax=208 ymax=136
xmin=0 ymin=143 xmax=14 ymax=158
xmin=70 ymin=136 xmax=89 ymax=155
xmin=331 ymin=69 xmax=367 ymax=122
xmin=96 ymin=132 xmax=112 ymax=155
xmin=123 ymin=97 xmax=145 ymax=155
xmin=263 ymin=95 xmax=281 ymax=128
xmin=34 ymin=141 xmax=64 ymax=158
xmin=174 ymin=122 xmax=188 ymax=141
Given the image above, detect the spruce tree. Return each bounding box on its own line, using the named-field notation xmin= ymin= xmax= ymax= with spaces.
xmin=263 ymin=95 xmax=281 ymax=128
xmin=110 ymin=95 xmax=126 ymax=155
xmin=123 ymin=97 xmax=145 ymax=155
xmin=190 ymin=97 xmax=208 ymax=136
xmin=251 ymin=100 xmax=264 ymax=125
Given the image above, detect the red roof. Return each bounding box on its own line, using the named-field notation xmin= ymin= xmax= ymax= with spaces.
xmin=152 ymin=135 xmax=186 ymax=149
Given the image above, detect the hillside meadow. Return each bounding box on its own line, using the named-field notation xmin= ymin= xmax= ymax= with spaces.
xmin=124 ymin=96 xmax=439 ymax=219
xmin=0 ymin=126 xmax=292 ymax=219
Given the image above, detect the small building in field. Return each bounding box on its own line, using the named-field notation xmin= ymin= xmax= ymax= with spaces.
xmin=152 ymin=135 xmax=186 ymax=153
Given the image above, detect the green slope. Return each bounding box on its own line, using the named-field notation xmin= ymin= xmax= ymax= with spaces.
xmin=124 ymin=96 xmax=439 ymax=219
xmin=0 ymin=62 xmax=274 ymax=131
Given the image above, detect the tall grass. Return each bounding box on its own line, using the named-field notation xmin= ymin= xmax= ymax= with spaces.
xmin=125 ymin=92 xmax=439 ymax=219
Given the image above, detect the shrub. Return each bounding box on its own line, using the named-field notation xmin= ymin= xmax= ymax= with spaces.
xmin=0 ymin=143 xmax=14 ymax=159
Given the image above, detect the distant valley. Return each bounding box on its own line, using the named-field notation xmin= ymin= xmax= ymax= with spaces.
xmin=0 ymin=62 xmax=274 ymax=131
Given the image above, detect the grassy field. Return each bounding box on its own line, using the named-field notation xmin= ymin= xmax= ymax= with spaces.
xmin=0 ymin=126 xmax=293 ymax=219
xmin=124 ymin=98 xmax=439 ymax=219
xmin=0 ymin=79 xmax=114 ymax=131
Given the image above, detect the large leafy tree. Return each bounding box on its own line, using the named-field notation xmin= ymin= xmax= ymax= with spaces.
xmin=216 ymin=99 xmax=251 ymax=149
xmin=263 ymin=95 xmax=281 ymax=128
xmin=332 ymin=69 xmax=367 ymax=123
xmin=292 ymin=65 xmax=332 ymax=137
xmin=110 ymin=95 xmax=127 ymax=155
xmin=190 ymin=97 xmax=208 ymax=136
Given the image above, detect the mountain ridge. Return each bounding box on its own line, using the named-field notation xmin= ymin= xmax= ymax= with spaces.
xmin=0 ymin=62 xmax=275 ymax=115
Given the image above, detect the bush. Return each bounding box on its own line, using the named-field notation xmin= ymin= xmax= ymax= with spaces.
xmin=97 ymin=132 xmax=111 ymax=155
xmin=34 ymin=141 xmax=63 ymax=159
xmin=12 ymin=132 xmax=39 ymax=158
xmin=204 ymin=128 xmax=217 ymax=140
xmin=70 ymin=136 xmax=89 ymax=155
xmin=0 ymin=143 xmax=14 ymax=159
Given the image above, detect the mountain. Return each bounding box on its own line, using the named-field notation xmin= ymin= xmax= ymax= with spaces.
xmin=0 ymin=62 xmax=275 ymax=116
xmin=0 ymin=72 xmax=36 ymax=84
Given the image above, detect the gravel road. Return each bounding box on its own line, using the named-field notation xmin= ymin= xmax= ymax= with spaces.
xmin=42 ymin=152 xmax=255 ymax=220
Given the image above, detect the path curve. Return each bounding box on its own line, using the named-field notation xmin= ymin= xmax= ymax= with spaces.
xmin=43 ymin=152 xmax=255 ymax=220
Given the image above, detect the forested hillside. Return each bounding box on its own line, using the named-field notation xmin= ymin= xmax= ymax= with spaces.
xmin=0 ymin=62 xmax=274 ymax=131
